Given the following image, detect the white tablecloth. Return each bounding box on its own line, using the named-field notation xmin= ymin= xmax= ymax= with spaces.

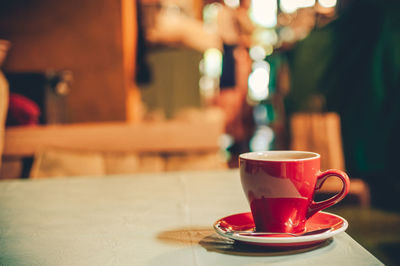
xmin=0 ymin=170 xmax=382 ymax=265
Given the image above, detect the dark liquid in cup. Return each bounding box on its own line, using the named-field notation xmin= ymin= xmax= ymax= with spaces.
xmin=250 ymin=197 xmax=310 ymax=233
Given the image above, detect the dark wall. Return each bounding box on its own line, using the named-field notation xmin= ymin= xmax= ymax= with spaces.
xmin=0 ymin=0 xmax=127 ymax=123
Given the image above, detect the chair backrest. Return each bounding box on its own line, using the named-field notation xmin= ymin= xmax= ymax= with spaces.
xmin=290 ymin=112 xmax=345 ymax=171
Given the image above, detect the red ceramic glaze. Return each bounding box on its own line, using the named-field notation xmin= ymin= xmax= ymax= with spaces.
xmin=239 ymin=151 xmax=350 ymax=233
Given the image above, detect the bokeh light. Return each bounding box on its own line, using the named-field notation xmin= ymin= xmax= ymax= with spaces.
xmin=203 ymin=48 xmax=222 ymax=78
xmin=203 ymin=3 xmax=221 ymax=24
xmin=248 ymin=66 xmax=270 ymax=101
xmin=250 ymin=0 xmax=277 ymax=28
xmin=253 ymin=29 xmax=278 ymax=46
xmin=252 ymin=60 xmax=270 ymax=71
xmin=264 ymin=45 xmax=274 ymax=56
xmin=253 ymin=104 xmax=269 ymax=125
xmin=224 ymin=0 xmax=240 ymax=9
xmin=249 ymin=45 xmax=266 ymax=61
xmin=202 ymin=3 xmax=222 ymax=34
xmin=318 ymin=0 xmax=337 ymax=8
xmin=280 ymin=0 xmax=316 ymax=13
xmin=219 ymin=133 xmax=234 ymax=150
xmin=249 ymin=126 xmax=274 ymax=151
xmin=279 ymin=26 xmax=296 ymax=42
xmin=199 ymin=76 xmax=217 ymax=98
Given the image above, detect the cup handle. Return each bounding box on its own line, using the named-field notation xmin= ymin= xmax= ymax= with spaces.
xmin=307 ymin=169 xmax=350 ymax=218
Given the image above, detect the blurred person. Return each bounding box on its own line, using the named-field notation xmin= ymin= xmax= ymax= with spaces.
xmin=284 ymin=0 xmax=400 ymax=211
xmin=0 ymin=40 xmax=40 ymax=127
xmin=135 ymin=0 xmax=152 ymax=86
xmin=0 ymin=40 xmax=10 ymax=170
xmin=6 ymin=93 xmax=40 ymax=126
xmin=217 ymin=0 xmax=254 ymax=89
xmin=214 ymin=0 xmax=255 ymax=166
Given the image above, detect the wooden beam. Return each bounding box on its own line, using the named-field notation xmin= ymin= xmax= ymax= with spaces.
xmin=4 ymin=121 xmax=223 ymax=157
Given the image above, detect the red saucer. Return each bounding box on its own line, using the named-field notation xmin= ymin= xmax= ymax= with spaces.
xmin=213 ymin=212 xmax=348 ymax=247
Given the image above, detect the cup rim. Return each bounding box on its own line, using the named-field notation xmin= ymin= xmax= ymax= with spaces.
xmin=239 ymin=150 xmax=320 ymax=162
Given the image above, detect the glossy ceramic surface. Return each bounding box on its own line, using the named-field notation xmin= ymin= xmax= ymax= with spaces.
xmin=239 ymin=151 xmax=350 ymax=233
xmin=214 ymin=212 xmax=348 ymax=247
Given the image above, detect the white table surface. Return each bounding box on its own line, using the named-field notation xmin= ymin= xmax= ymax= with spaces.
xmin=0 ymin=170 xmax=382 ymax=266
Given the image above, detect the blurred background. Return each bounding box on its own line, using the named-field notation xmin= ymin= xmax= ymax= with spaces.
xmin=0 ymin=0 xmax=400 ymax=263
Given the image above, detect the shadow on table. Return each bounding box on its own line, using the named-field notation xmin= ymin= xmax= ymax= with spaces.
xmin=199 ymin=234 xmax=333 ymax=256
xmin=156 ymin=226 xmax=332 ymax=256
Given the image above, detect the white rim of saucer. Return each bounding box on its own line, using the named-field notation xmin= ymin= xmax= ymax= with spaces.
xmin=214 ymin=212 xmax=348 ymax=244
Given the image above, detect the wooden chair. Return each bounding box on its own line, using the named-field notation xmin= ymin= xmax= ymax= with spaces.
xmin=290 ymin=112 xmax=370 ymax=207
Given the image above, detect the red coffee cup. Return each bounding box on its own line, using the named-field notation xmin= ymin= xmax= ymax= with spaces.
xmin=239 ymin=151 xmax=350 ymax=233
